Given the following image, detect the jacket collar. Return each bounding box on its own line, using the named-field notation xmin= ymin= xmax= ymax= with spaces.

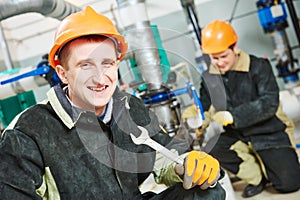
xmin=47 ymin=84 xmax=125 ymax=130
xmin=47 ymin=85 xmax=75 ymax=129
xmin=209 ymin=49 xmax=250 ymax=74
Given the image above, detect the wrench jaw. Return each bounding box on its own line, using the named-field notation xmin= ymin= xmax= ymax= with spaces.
xmin=130 ymin=133 xmax=144 ymax=145
xmin=130 ymin=126 xmax=184 ymax=165
xmin=130 ymin=126 xmax=149 ymax=145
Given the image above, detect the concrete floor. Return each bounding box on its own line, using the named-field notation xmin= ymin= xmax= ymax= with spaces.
xmin=233 ymin=180 xmax=300 ymax=200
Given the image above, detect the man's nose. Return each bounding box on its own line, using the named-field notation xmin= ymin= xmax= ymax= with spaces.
xmin=94 ymin=66 xmax=106 ymax=79
xmin=217 ymin=59 xmax=224 ymax=66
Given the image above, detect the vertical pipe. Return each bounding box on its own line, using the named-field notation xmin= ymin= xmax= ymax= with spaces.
xmin=0 ymin=23 xmax=13 ymax=70
xmin=285 ymin=0 xmax=300 ymax=47
xmin=186 ymin=4 xmax=201 ymax=46
xmin=116 ymin=0 xmax=163 ymax=91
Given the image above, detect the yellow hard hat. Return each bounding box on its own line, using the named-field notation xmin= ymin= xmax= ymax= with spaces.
xmin=201 ymin=20 xmax=238 ymax=54
xmin=48 ymin=6 xmax=128 ymax=68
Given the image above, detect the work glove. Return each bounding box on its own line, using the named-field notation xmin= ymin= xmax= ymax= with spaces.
xmin=182 ymin=105 xmax=211 ymax=138
xmin=182 ymin=104 xmax=203 ymax=128
xmin=194 ymin=111 xmax=211 ymax=138
xmin=212 ymin=111 xmax=233 ymax=126
xmin=174 ymin=150 xmax=220 ymax=190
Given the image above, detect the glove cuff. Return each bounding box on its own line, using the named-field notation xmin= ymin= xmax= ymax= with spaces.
xmin=224 ymin=111 xmax=233 ymax=123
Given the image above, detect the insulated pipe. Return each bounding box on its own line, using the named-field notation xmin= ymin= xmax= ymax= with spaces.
xmin=0 ymin=0 xmax=80 ymax=99
xmin=280 ymin=86 xmax=300 ymax=122
xmin=0 ymin=0 xmax=80 ymax=71
xmin=270 ymin=30 xmax=293 ymax=64
xmin=116 ymin=0 xmax=163 ymax=91
xmin=0 ymin=0 xmax=80 ymax=67
xmin=0 ymin=0 xmax=80 ymax=21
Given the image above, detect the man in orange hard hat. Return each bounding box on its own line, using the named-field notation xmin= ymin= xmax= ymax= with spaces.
xmin=198 ymin=20 xmax=300 ymax=198
xmin=0 ymin=7 xmax=226 ymax=199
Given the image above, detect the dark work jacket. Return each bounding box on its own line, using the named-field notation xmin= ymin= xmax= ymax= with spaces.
xmin=0 ymin=84 xmax=190 ymax=200
xmin=200 ymin=50 xmax=293 ymax=150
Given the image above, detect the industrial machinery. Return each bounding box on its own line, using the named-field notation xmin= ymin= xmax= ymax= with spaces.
xmin=256 ymin=0 xmax=300 ymax=88
xmin=0 ymin=0 xmax=80 ymax=131
xmin=114 ymin=0 xmax=205 ymax=137
xmin=256 ymin=0 xmax=300 ymax=149
xmin=0 ymin=0 xmax=206 ymax=138
xmin=1 ymin=0 xmax=299 ymax=149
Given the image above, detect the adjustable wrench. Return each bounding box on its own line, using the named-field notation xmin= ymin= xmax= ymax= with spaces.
xmin=130 ymin=126 xmax=184 ymax=165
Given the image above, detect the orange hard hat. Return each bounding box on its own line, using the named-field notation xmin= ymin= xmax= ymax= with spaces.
xmin=48 ymin=6 xmax=128 ymax=68
xmin=201 ymin=20 xmax=238 ymax=54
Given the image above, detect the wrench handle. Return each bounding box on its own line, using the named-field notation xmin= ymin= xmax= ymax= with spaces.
xmin=144 ymin=138 xmax=184 ymax=165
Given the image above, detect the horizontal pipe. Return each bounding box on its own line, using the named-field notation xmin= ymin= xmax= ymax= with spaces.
xmin=0 ymin=0 xmax=80 ymax=21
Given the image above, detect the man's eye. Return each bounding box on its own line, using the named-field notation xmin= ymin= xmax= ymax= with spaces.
xmin=80 ymin=63 xmax=92 ymax=69
xmin=103 ymin=61 xmax=116 ymax=68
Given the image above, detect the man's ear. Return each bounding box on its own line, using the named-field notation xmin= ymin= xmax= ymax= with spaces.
xmin=233 ymin=43 xmax=238 ymax=54
xmin=55 ymin=65 xmax=68 ymax=84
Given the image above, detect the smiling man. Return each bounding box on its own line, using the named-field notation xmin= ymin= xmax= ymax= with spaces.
xmin=55 ymin=36 xmax=119 ymax=116
xmin=0 ymin=6 xmax=226 ymax=200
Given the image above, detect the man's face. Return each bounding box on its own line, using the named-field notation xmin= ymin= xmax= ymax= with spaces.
xmin=56 ymin=38 xmax=119 ymax=116
xmin=209 ymin=48 xmax=236 ymax=73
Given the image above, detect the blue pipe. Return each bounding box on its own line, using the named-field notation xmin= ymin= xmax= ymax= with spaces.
xmin=143 ymin=87 xmax=188 ymax=104
xmin=143 ymin=82 xmax=205 ymax=120
xmin=0 ymin=65 xmax=50 ymax=85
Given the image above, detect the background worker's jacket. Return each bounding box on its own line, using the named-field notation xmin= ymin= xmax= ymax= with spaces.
xmin=200 ymin=50 xmax=294 ymax=151
xmin=0 ymin=84 xmax=189 ymax=200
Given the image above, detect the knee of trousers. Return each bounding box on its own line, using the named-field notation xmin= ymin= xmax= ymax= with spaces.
xmin=272 ymin=177 xmax=300 ymax=193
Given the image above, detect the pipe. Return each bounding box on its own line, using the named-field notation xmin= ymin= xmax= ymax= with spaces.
xmin=0 ymin=66 xmax=48 ymax=100
xmin=0 ymin=0 xmax=80 ymax=72
xmin=116 ymin=0 xmax=163 ymax=91
xmin=0 ymin=0 xmax=80 ymax=98
xmin=180 ymin=0 xmax=209 ymax=71
xmin=285 ymin=0 xmax=300 ymax=47
xmin=180 ymin=0 xmax=201 ymax=46
xmin=280 ymin=86 xmax=300 ymax=122
xmin=270 ymin=30 xmax=293 ymax=64
xmin=0 ymin=23 xmax=14 ymax=70
xmin=0 ymin=0 xmax=80 ymax=21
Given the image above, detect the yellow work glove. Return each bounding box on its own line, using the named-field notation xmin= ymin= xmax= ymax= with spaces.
xmin=212 ymin=111 xmax=233 ymax=126
xmin=174 ymin=151 xmax=220 ymax=190
xmin=194 ymin=111 xmax=211 ymax=138
xmin=182 ymin=104 xmax=199 ymax=120
xmin=182 ymin=105 xmax=203 ymax=128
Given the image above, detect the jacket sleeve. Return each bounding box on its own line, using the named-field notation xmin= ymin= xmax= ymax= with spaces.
xmin=152 ymin=150 xmax=189 ymax=187
xmin=0 ymin=129 xmax=44 ymax=200
xmin=230 ymin=58 xmax=280 ymax=128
